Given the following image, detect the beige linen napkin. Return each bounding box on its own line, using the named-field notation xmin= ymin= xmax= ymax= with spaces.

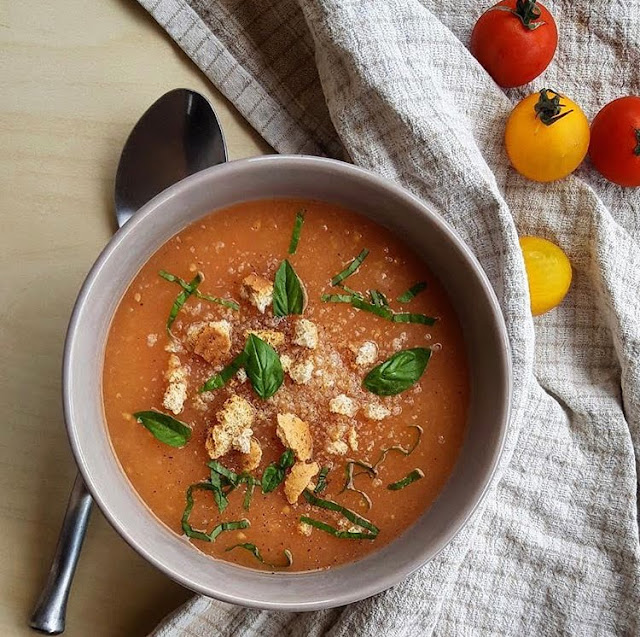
xmin=137 ymin=1 xmax=640 ymax=634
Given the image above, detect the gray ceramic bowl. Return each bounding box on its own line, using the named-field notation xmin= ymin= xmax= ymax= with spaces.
xmin=64 ymin=155 xmax=511 ymax=610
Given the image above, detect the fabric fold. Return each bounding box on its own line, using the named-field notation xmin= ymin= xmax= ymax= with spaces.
xmin=137 ymin=0 xmax=640 ymax=634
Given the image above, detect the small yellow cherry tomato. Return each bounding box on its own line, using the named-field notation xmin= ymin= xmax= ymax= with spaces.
xmin=505 ymin=89 xmax=590 ymax=182
xmin=519 ymin=236 xmax=572 ymax=316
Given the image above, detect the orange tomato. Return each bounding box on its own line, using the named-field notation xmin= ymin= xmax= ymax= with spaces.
xmin=505 ymin=89 xmax=590 ymax=182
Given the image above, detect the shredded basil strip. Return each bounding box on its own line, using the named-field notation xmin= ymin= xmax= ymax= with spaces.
xmin=273 ymin=259 xmax=305 ymax=317
xmin=373 ymin=425 xmax=423 ymax=469
xmin=339 ymin=462 xmax=372 ymax=510
xmin=363 ymin=347 xmax=432 ymax=396
xmin=226 ymin=543 xmax=293 ymax=568
xmin=159 ymin=270 xmax=239 ymax=311
xmin=261 ymin=449 xmax=295 ymax=494
xmin=241 ymin=474 xmax=256 ymax=510
xmin=208 ymin=460 xmax=241 ymax=487
xmin=181 ymin=483 xmax=249 ymax=541
xmin=369 ymin=289 xmax=389 ymax=307
xmin=133 ymin=410 xmax=191 ymax=448
xmin=302 ymin=489 xmax=379 ymax=535
xmin=397 ymin=281 xmax=427 ymax=303
xmin=392 ymin=312 xmax=436 ymax=326
xmin=244 ymin=334 xmax=284 ymax=399
xmin=321 ymin=293 xmax=353 ymax=303
xmin=388 ymin=469 xmax=425 ymax=490
xmin=330 ymin=249 xmax=369 ymax=286
xmin=322 ymin=293 xmax=436 ymax=325
xmin=288 ymin=210 xmax=305 ymax=255
xmin=299 ymin=516 xmax=378 ymax=540
xmin=200 ymin=352 xmax=248 ymax=393
xmin=164 ymin=272 xmax=202 ymax=332
xmin=314 ymin=466 xmax=331 ymax=494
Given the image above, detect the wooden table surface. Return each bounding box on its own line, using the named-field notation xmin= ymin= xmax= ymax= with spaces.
xmin=0 ymin=1 xmax=270 ymax=635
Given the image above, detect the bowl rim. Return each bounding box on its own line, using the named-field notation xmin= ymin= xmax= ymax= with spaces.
xmin=63 ymin=154 xmax=512 ymax=609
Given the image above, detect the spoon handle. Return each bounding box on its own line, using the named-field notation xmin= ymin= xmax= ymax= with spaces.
xmin=30 ymin=474 xmax=93 ymax=634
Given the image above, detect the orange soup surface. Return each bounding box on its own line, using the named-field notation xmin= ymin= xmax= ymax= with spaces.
xmin=103 ymin=199 xmax=469 ymax=572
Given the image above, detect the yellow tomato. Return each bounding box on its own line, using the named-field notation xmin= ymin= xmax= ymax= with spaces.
xmin=505 ymin=89 xmax=590 ymax=182
xmin=519 ymin=236 xmax=572 ymax=316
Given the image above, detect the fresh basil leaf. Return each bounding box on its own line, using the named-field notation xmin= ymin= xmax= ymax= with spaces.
xmin=133 ymin=410 xmax=191 ymax=447
xmin=226 ymin=543 xmax=293 ymax=568
xmin=330 ymin=249 xmax=369 ymax=286
xmin=288 ymin=210 xmax=305 ymax=255
xmin=363 ymin=347 xmax=431 ymax=396
xmin=279 ymin=448 xmax=295 ymax=470
xmin=244 ymin=333 xmax=284 ymax=399
xmin=200 ymin=351 xmax=248 ymax=393
xmin=387 ymin=469 xmax=425 ymax=490
xmin=397 ymin=281 xmax=427 ymax=303
xmin=180 ymin=482 xmax=249 ymax=541
xmin=261 ymin=449 xmax=294 ymax=494
xmin=273 ymin=260 xmax=305 ymax=317
xmin=261 ymin=465 xmax=282 ymax=494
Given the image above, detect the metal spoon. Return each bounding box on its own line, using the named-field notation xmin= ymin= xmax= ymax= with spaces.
xmin=30 ymin=89 xmax=227 ymax=635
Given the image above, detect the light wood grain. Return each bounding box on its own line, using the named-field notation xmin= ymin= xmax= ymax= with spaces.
xmin=0 ymin=1 xmax=270 ymax=635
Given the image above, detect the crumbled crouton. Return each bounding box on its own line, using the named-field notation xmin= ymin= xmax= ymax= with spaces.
xmin=162 ymin=354 xmax=188 ymax=415
xmin=280 ymin=354 xmax=293 ymax=373
xmin=326 ymin=440 xmax=349 ymax=456
xmin=241 ymin=274 xmax=273 ymax=313
xmin=289 ymin=359 xmax=314 ymax=385
xmin=185 ymin=320 xmax=231 ymax=365
xmin=206 ymin=395 xmax=255 ymax=458
xmin=276 ymin=413 xmax=313 ymax=461
xmin=363 ymin=403 xmax=390 ymax=421
xmin=284 ymin=461 xmax=319 ymax=504
xmin=241 ymin=438 xmax=262 ymax=472
xmin=292 ymin=318 xmax=318 ymax=349
xmin=329 ymin=394 xmax=358 ymax=417
xmin=348 ymin=427 xmax=358 ymax=451
xmin=236 ymin=368 xmax=247 ymax=383
xmin=147 ymin=333 xmax=158 ymax=347
xmin=356 ymin=341 xmax=378 ymax=366
xmin=245 ymin=329 xmax=285 ymax=349
xmin=298 ymin=521 xmax=313 ymax=536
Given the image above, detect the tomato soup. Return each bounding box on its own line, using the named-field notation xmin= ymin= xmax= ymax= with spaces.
xmin=103 ymin=199 xmax=469 ymax=572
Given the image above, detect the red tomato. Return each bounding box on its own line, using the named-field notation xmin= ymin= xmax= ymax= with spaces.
xmin=470 ymin=0 xmax=558 ymax=88
xmin=589 ymin=96 xmax=640 ymax=187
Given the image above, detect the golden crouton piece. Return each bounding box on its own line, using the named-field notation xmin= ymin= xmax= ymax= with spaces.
xmin=276 ymin=413 xmax=313 ymax=461
xmin=292 ymin=318 xmax=318 ymax=349
xmin=355 ymin=341 xmax=378 ymax=366
xmin=241 ymin=438 xmax=263 ymax=472
xmin=205 ymin=395 xmax=255 ymax=459
xmin=362 ymin=403 xmax=390 ymax=421
xmin=289 ymin=358 xmax=314 ymax=385
xmin=284 ymin=461 xmax=319 ymax=504
xmin=329 ymin=394 xmax=358 ymax=417
xmin=185 ymin=320 xmax=231 ymax=365
xmin=326 ymin=440 xmax=349 ymax=456
xmin=241 ymin=274 xmax=273 ymax=314
xmin=162 ymin=354 xmax=188 ymax=415
xmin=298 ymin=521 xmax=313 ymax=536
xmin=245 ymin=329 xmax=285 ymax=349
